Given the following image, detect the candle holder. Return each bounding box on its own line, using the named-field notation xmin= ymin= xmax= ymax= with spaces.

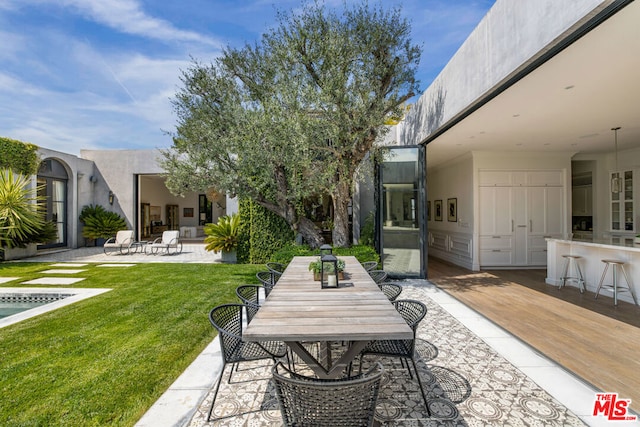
xmin=320 ymin=254 xmax=339 ymax=288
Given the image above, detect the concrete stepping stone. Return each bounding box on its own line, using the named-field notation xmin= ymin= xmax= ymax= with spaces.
xmin=42 ymin=269 xmax=87 ymax=274
xmin=50 ymin=263 xmax=88 ymax=267
xmin=97 ymin=264 xmax=136 ymax=267
xmin=21 ymin=278 xmax=86 ymax=285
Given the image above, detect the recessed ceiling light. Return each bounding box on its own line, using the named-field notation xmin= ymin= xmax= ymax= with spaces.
xmin=565 ymin=85 xmax=575 ymax=90
xmin=516 ymin=143 xmax=522 ymax=146
xmin=513 ymin=114 xmax=520 ymax=118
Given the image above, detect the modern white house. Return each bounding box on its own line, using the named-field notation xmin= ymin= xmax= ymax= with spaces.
xmin=20 ymin=0 xmax=639 ymax=286
xmin=367 ymin=0 xmax=639 ymax=280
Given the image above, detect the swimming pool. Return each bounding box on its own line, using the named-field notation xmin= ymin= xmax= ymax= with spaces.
xmin=0 ymin=288 xmax=112 ymax=328
xmin=0 ymin=294 xmax=70 ymax=319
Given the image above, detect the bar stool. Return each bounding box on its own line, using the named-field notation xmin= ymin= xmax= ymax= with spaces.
xmin=595 ymin=259 xmax=638 ymax=306
xmin=558 ymin=254 xmax=585 ymax=293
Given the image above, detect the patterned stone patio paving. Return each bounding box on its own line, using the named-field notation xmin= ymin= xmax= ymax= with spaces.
xmin=189 ymin=285 xmax=586 ymax=426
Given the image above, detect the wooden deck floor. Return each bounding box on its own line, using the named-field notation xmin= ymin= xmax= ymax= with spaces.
xmin=427 ymin=257 xmax=640 ymax=413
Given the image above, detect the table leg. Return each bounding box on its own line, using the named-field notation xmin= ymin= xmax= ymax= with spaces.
xmin=286 ymin=341 xmax=368 ymax=379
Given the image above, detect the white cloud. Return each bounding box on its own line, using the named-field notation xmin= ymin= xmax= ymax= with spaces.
xmin=62 ymin=0 xmax=220 ymax=45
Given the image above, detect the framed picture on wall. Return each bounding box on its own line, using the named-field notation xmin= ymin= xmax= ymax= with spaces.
xmin=434 ymin=199 xmax=443 ymax=221
xmin=183 ymin=207 xmax=194 ymax=218
xmin=447 ymin=198 xmax=457 ymax=222
xmin=150 ymin=206 xmax=161 ymax=221
xmin=427 ymin=200 xmax=431 ymax=221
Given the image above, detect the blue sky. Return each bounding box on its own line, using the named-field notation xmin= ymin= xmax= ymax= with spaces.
xmin=0 ymin=0 xmax=495 ymax=155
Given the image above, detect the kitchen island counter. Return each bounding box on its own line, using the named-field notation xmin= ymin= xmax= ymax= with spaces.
xmin=546 ymin=238 xmax=640 ymax=305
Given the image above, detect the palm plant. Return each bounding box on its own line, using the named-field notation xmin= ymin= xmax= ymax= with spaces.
xmin=79 ymin=204 xmax=127 ymax=241
xmin=0 ymin=169 xmax=56 ymax=251
xmin=204 ymin=214 xmax=240 ymax=253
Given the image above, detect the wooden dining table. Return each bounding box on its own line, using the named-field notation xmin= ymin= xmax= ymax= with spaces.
xmin=243 ymin=256 xmax=413 ymax=379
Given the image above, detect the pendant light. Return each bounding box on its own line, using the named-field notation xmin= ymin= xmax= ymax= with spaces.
xmin=611 ymin=127 xmax=621 ymax=194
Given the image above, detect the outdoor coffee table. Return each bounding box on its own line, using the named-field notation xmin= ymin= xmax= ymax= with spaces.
xmin=243 ymin=256 xmax=412 ymax=379
xmin=129 ymin=241 xmax=150 ymax=254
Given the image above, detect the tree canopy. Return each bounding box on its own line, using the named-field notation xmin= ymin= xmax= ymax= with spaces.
xmin=162 ymin=0 xmax=420 ymax=247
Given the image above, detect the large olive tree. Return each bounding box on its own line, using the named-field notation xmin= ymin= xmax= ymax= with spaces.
xmin=162 ymin=1 xmax=420 ymax=247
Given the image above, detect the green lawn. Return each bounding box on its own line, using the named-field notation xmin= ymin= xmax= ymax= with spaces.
xmin=0 ymin=262 xmax=262 ymax=427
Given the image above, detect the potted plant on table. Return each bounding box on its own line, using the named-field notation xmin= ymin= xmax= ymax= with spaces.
xmin=308 ymin=257 xmax=345 ymax=281
xmin=204 ymin=213 xmax=240 ymax=263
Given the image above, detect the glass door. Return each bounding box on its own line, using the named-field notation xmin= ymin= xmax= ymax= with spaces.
xmin=37 ymin=159 xmax=68 ymax=249
xmin=377 ymin=146 xmax=426 ymax=278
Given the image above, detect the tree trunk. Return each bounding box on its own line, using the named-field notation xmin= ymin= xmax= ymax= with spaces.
xmin=297 ymin=216 xmax=324 ymax=248
xmin=254 ymin=198 xmax=324 ymax=249
xmin=332 ymin=180 xmax=351 ymax=248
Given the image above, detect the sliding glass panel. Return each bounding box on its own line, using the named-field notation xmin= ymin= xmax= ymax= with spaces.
xmin=378 ymin=146 xmax=425 ymax=278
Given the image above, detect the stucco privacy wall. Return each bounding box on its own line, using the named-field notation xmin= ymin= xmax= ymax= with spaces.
xmin=397 ymin=0 xmax=610 ymax=146
xmin=81 ymin=149 xmax=165 ymax=231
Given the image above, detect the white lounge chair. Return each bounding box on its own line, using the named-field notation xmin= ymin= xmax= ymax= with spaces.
xmin=148 ymin=230 xmax=182 ymax=255
xmin=103 ymin=230 xmax=135 ymax=255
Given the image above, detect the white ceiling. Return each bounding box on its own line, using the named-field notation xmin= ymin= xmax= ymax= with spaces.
xmin=425 ymin=1 xmax=640 ymax=168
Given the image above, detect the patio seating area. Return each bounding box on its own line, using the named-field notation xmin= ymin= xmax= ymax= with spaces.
xmin=23 ymin=247 xmax=637 ymax=426
xmin=184 ymin=283 xmax=589 ymax=426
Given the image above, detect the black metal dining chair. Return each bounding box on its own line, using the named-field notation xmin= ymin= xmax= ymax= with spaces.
xmin=361 ymin=261 xmax=378 ymax=272
xmin=272 ymin=361 xmax=384 ymax=427
xmin=378 ymin=282 xmax=402 ymax=301
xmin=266 ymin=262 xmax=286 ymax=275
xmin=235 ymin=284 xmax=263 ymax=323
xmin=368 ymin=270 xmax=388 ymax=284
xmin=256 ymin=270 xmax=280 ymax=296
xmin=207 ymin=303 xmax=288 ymax=422
xmin=359 ymin=299 xmax=430 ymax=416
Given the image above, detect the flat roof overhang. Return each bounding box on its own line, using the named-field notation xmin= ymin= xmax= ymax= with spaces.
xmin=423 ymin=0 xmax=640 ymax=168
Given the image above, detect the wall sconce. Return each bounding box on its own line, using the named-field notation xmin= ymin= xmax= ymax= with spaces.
xmin=108 ymin=191 xmax=114 ymax=205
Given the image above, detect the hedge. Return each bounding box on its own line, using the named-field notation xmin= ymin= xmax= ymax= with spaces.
xmin=0 ymin=137 xmax=40 ymax=176
xmin=237 ymin=199 xmax=295 ymax=264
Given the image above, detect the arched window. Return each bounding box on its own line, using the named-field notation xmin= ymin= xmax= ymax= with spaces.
xmin=37 ymin=159 xmax=68 ymax=248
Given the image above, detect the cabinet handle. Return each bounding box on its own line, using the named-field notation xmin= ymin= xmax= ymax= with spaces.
xmin=492 ymin=236 xmax=501 ymax=239
xmin=530 ymin=220 xmax=532 ymax=232
xmin=492 ymin=249 xmax=501 ymax=252
xmin=512 ymin=220 xmax=514 ymax=232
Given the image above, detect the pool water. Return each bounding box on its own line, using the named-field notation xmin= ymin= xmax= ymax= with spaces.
xmin=0 ymin=294 xmax=70 ymax=320
xmin=0 ymin=301 xmax=51 ymax=319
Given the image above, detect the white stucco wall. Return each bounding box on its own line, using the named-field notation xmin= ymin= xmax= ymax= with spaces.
xmin=81 ymin=149 xmax=165 ymax=228
xmin=399 ymin=0 xmax=611 ymax=145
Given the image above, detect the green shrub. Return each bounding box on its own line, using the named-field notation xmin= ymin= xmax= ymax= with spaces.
xmin=204 ymin=214 xmax=239 ymax=252
xmin=79 ymin=204 xmax=127 ymax=240
xmin=237 ymin=198 xmax=294 ymax=264
xmin=0 ymin=137 xmax=40 ymax=176
xmin=0 ymin=169 xmax=57 ymax=252
xmin=270 ymin=243 xmax=379 ymax=266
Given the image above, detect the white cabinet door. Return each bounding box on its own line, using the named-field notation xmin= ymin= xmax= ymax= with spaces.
xmin=529 ymin=187 xmax=563 ymax=235
xmin=479 ymin=186 xmax=512 ymax=235
xmin=478 ymin=171 xmax=564 ymax=268
xmin=513 ymin=187 xmax=528 ymax=265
